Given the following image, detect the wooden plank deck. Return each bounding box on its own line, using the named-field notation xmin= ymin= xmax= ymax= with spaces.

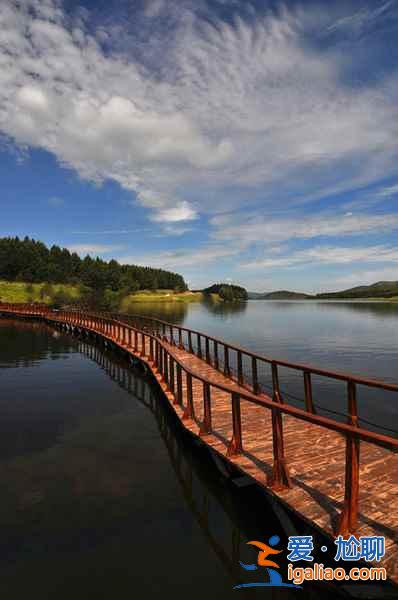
xmin=124 ymin=333 xmax=398 ymax=583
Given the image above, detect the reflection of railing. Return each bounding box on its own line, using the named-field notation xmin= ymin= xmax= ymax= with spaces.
xmin=1 ymin=303 xmax=398 ymax=541
xmin=77 ymin=338 xmax=244 ymax=582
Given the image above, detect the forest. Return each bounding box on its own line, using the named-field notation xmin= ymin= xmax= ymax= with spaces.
xmin=0 ymin=237 xmax=187 ymax=294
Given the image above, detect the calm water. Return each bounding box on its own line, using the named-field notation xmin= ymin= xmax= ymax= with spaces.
xmin=128 ymin=300 xmax=398 ymax=435
xmin=0 ymin=308 xmax=397 ymax=598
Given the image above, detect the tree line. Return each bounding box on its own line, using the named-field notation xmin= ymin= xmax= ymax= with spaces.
xmin=0 ymin=237 xmax=187 ymax=293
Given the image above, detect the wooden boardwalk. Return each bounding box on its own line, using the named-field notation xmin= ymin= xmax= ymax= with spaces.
xmin=1 ymin=304 xmax=397 ymax=584
xmin=133 ymin=335 xmax=398 ymax=582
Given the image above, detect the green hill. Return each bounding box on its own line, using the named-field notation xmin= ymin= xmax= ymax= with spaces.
xmin=316 ymin=280 xmax=398 ymax=299
xmin=248 ymin=290 xmax=313 ymax=300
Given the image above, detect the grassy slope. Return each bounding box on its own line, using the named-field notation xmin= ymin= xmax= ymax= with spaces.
xmin=120 ymin=290 xmax=205 ymax=310
xmin=0 ymin=280 xmax=82 ymax=304
xmin=0 ymin=281 xmax=208 ymax=307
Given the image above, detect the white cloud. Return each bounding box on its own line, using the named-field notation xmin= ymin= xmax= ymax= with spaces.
xmin=242 ymin=244 xmax=398 ymax=270
xmin=144 ymin=0 xmax=166 ymax=19
xmin=376 ymin=183 xmax=398 ymax=197
xmin=67 ymin=244 xmax=123 ymax=256
xmin=212 ymin=212 xmax=398 ymax=246
xmin=119 ymin=244 xmax=240 ymax=269
xmin=326 ymin=1 xmax=396 ymax=35
xmin=1 ymin=0 xmax=398 ymax=226
xmin=71 ymin=229 xmax=150 ymax=235
xmin=151 ymin=201 xmax=197 ymax=222
xmin=330 ymin=267 xmax=398 ymax=289
xmin=47 ymin=195 xmax=64 ymax=206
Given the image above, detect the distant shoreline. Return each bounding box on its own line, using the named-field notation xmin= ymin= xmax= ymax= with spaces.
xmin=247 ymin=297 xmax=398 ymax=302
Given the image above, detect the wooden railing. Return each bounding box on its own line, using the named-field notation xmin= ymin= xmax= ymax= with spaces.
xmin=1 ymin=302 xmax=398 ymax=537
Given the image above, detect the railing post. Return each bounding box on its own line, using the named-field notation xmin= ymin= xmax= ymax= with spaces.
xmin=214 ymin=341 xmax=219 ymax=370
xmin=141 ymin=332 xmax=146 ymax=357
xmin=164 ymin=350 xmax=169 ymax=385
xmin=159 ymin=345 xmax=164 ymax=378
xmin=197 ymin=333 xmax=202 ymax=358
xmin=205 ymin=337 xmax=211 ymax=364
xmin=170 ymin=325 xmax=174 ymax=345
xmin=268 ymin=362 xmax=291 ymax=490
xmin=183 ymin=373 xmax=194 ymax=421
xmin=188 ymin=331 xmax=193 ymax=353
xmin=149 ymin=337 xmax=154 ymax=362
xmin=169 ymin=357 xmax=175 ymax=395
xmin=338 ymin=380 xmax=360 ymax=535
xmin=227 ymin=392 xmax=243 ymax=456
xmin=178 ymin=328 xmax=184 ymax=350
xmin=128 ymin=328 xmax=132 ymax=348
xmin=176 ymin=363 xmax=183 ymax=406
xmin=304 ymin=371 xmax=315 ymax=413
xmin=200 ymin=381 xmax=212 ymax=436
xmin=237 ymin=350 xmax=243 ymax=385
xmin=134 ymin=330 xmax=138 ymax=352
xmin=224 ymin=345 xmax=231 ymax=377
xmin=252 ymin=357 xmax=260 ymax=395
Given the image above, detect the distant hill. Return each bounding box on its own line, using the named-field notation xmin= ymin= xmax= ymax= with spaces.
xmin=203 ymin=283 xmax=248 ymax=301
xmin=248 ymin=290 xmax=313 ymax=300
xmin=316 ymin=280 xmax=398 ymax=299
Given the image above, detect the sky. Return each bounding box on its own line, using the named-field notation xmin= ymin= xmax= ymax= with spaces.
xmin=1 ymin=0 xmax=398 ymax=293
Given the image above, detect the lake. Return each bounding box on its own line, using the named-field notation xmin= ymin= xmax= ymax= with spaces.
xmin=126 ymin=299 xmax=398 ymax=436
xmin=0 ymin=303 xmax=397 ymax=598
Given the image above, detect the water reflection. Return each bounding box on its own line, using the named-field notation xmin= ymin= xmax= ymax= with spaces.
xmin=262 ymin=299 xmax=398 ymax=319
xmin=0 ymin=317 xmax=74 ymax=367
xmin=201 ymin=296 xmax=248 ymax=317
xmin=123 ymin=296 xmax=248 ymax=321
xmin=0 ymin=322 xmax=363 ymax=599
xmin=72 ymin=338 xmax=356 ymax=598
xmin=123 ymin=300 xmax=189 ymax=323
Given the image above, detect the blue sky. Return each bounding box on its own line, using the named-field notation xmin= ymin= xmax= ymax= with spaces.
xmin=1 ymin=0 xmax=398 ymax=292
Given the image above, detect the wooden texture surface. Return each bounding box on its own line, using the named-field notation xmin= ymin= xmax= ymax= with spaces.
xmin=127 ymin=332 xmax=398 ymax=583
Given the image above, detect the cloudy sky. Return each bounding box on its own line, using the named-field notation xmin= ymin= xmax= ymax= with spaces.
xmin=1 ymin=0 xmax=398 ymax=292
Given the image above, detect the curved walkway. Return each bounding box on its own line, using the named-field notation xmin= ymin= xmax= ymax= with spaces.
xmin=1 ymin=304 xmax=397 ymax=583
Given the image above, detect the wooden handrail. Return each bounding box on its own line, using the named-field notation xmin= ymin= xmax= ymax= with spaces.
xmin=1 ymin=303 xmax=396 ymax=446
xmin=2 ymin=302 xmax=398 ymax=537
xmin=111 ymin=310 xmax=398 ymax=392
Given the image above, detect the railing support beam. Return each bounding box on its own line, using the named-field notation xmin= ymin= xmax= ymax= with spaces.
xmin=268 ymin=363 xmax=291 ymax=490
xmin=338 ymin=381 xmax=360 ymax=535
xmin=227 ymin=392 xmax=243 ymax=456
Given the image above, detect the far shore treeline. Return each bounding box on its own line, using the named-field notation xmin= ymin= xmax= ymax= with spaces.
xmin=202 ymin=283 xmax=248 ymax=301
xmin=0 ymin=237 xmax=251 ymax=310
xmin=0 ymin=237 xmax=187 ymax=292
